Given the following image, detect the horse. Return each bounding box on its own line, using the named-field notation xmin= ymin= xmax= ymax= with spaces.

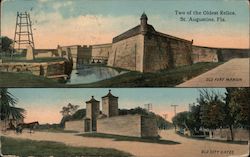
xmin=17 ymin=121 xmax=39 ymax=133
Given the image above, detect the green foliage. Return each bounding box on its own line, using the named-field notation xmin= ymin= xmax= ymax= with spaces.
xmin=172 ymin=88 xmax=249 ymax=141
xmin=172 ymin=105 xmax=201 ymax=134
xmin=172 ymin=111 xmax=190 ymax=129
xmin=198 ymin=89 xmax=226 ymax=129
xmin=1 ymin=36 xmax=13 ymax=53
xmin=0 ymin=88 xmax=26 ymax=121
xmin=225 ymin=88 xmax=250 ymax=127
xmin=60 ymin=103 xmax=79 ymax=117
xmin=60 ymin=109 xmax=86 ymax=127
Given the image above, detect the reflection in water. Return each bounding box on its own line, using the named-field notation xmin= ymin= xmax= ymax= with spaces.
xmin=66 ymin=66 xmax=127 ymax=84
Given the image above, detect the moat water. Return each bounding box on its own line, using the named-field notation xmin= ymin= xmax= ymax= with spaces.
xmin=66 ymin=66 xmax=127 ymax=85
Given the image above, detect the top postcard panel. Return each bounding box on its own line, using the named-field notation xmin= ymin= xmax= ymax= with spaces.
xmin=0 ymin=0 xmax=249 ymax=87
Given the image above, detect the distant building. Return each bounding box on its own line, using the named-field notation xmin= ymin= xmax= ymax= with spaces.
xmin=58 ymin=45 xmax=92 ymax=68
xmin=65 ymin=90 xmax=158 ymax=137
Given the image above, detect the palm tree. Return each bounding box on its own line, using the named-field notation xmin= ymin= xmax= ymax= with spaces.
xmin=0 ymin=88 xmax=25 ymax=129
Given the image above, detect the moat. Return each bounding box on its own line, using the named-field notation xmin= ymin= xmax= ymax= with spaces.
xmin=66 ymin=66 xmax=127 ymax=85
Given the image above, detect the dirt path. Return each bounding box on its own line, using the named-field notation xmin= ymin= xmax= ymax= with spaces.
xmin=177 ymin=58 xmax=250 ymax=87
xmin=2 ymin=129 xmax=248 ymax=157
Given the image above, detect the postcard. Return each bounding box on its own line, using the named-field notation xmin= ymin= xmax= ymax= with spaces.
xmin=0 ymin=0 xmax=249 ymax=87
xmin=0 ymin=88 xmax=249 ymax=157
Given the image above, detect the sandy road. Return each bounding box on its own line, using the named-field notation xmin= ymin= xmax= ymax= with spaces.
xmin=177 ymin=58 xmax=250 ymax=87
xmin=2 ymin=129 xmax=248 ymax=157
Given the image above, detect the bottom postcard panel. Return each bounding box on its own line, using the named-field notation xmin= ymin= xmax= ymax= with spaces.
xmin=0 ymin=88 xmax=249 ymax=157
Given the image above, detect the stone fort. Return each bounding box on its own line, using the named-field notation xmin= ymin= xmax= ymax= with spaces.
xmin=36 ymin=13 xmax=250 ymax=72
xmin=64 ymin=90 xmax=158 ymax=137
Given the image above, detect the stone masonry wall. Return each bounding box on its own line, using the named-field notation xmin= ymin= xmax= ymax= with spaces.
xmin=218 ymin=48 xmax=250 ymax=62
xmin=108 ymin=34 xmax=144 ymax=72
xmin=97 ymin=114 xmax=159 ymax=137
xmin=192 ymin=46 xmax=218 ymax=63
xmin=192 ymin=45 xmax=250 ymax=63
xmin=65 ymin=120 xmax=85 ymax=132
xmin=102 ymin=97 xmax=118 ymax=117
xmin=143 ymin=34 xmax=192 ymax=72
xmin=0 ymin=61 xmax=66 ymax=77
xmin=92 ymin=44 xmax=112 ymax=59
xmin=97 ymin=114 xmax=141 ymax=137
xmin=141 ymin=116 xmax=158 ymax=137
xmin=212 ymin=128 xmax=249 ymax=141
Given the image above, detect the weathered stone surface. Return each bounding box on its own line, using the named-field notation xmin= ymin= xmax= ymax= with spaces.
xmin=92 ymin=43 xmax=112 ymax=59
xmin=97 ymin=114 xmax=142 ymax=137
xmin=141 ymin=115 xmax=158 ymax=137
xmin=97 ymin=114 xmax=158 ymax=137
xmin=192 ymin=46 xmax=218 ymax=63
xmin=101 ymin=93 xmax=118 ymax=117
xmin=0 ymin=61 xmax=67 ymax=77
xmin=108 ymin=34 xmax=144 ymax=72
xmin=65 ymin=120 xmax=85 ymax=132
xmin=26 ymin=45 xmax=34 ymax=60
xmin=60 ymin=45 xmax=91 ymax=68
xmin=144 ymin=33 xmax=192 ymax=72
xmin=86 ymin=96 xmax=100 ymax=131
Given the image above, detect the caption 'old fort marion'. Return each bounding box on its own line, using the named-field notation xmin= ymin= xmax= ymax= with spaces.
xmin=34 ymin=13 xmax=249 ymax=73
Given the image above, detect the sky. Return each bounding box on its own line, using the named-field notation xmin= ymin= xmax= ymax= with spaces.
xmin=1 ymin=0 xmax=249 ymax=49
xmin=8 ymin=88 xmax=226 ymax=124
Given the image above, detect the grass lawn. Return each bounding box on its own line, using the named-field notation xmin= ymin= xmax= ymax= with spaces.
xmin=0 ymin=62 xmax=222 ymax=87
xmin=1 ymin=136 xmax=132 ymax=157
xmin=78 ymin=133 xmax=180 ymax=145
xmin=70 ymin=62 xmax=222 ymax=87
xmin=0 ymin=71 xmax=63 ymax=87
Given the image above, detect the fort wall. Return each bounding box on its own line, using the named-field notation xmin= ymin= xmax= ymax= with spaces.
xmin=92 ymin=43 xmax=112 ymax=59
xmin=192 ymin=45 xmax=250 ymax=63
xmin=143 ymin=33 xmax=192 ymax=72
xmin=192 ymin=46 xmax=218 ymax=63
xmin=108 ymin=34 xmax=144 ymax=72
xmin=65 ymin=120 xmax=85 ymax=132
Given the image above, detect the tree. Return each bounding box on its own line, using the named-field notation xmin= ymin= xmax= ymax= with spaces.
xmin=172 ymin=111 xmax=190 ymax=129
xmin=0 ymin=88 xmax=26 ymax=128
xmin=60 ymin=103 xmax=79 ymax=117
xmin=224 ymin=88 xmax=250 ymax=140
xmin=1 ymin=36 xmax=13 ymax=53
xmin=198 ymin=89 xmax=226 ymax=131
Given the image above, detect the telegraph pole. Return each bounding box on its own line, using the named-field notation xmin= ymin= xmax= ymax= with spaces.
xmin=144 ymin=103 xmax=152 ymax=112
xmin=171 ymin=105 xmax=178 ymax=131
xmin=162 ymin=113 xmax=168 ymax=129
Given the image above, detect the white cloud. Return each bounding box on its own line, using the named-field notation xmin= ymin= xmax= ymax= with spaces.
xmin=38 ymin=0 xmax=49 ymax=3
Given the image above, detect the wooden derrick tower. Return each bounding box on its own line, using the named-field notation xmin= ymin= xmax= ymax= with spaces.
xmin=13 ymin=12 xmax=35 ymax=51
